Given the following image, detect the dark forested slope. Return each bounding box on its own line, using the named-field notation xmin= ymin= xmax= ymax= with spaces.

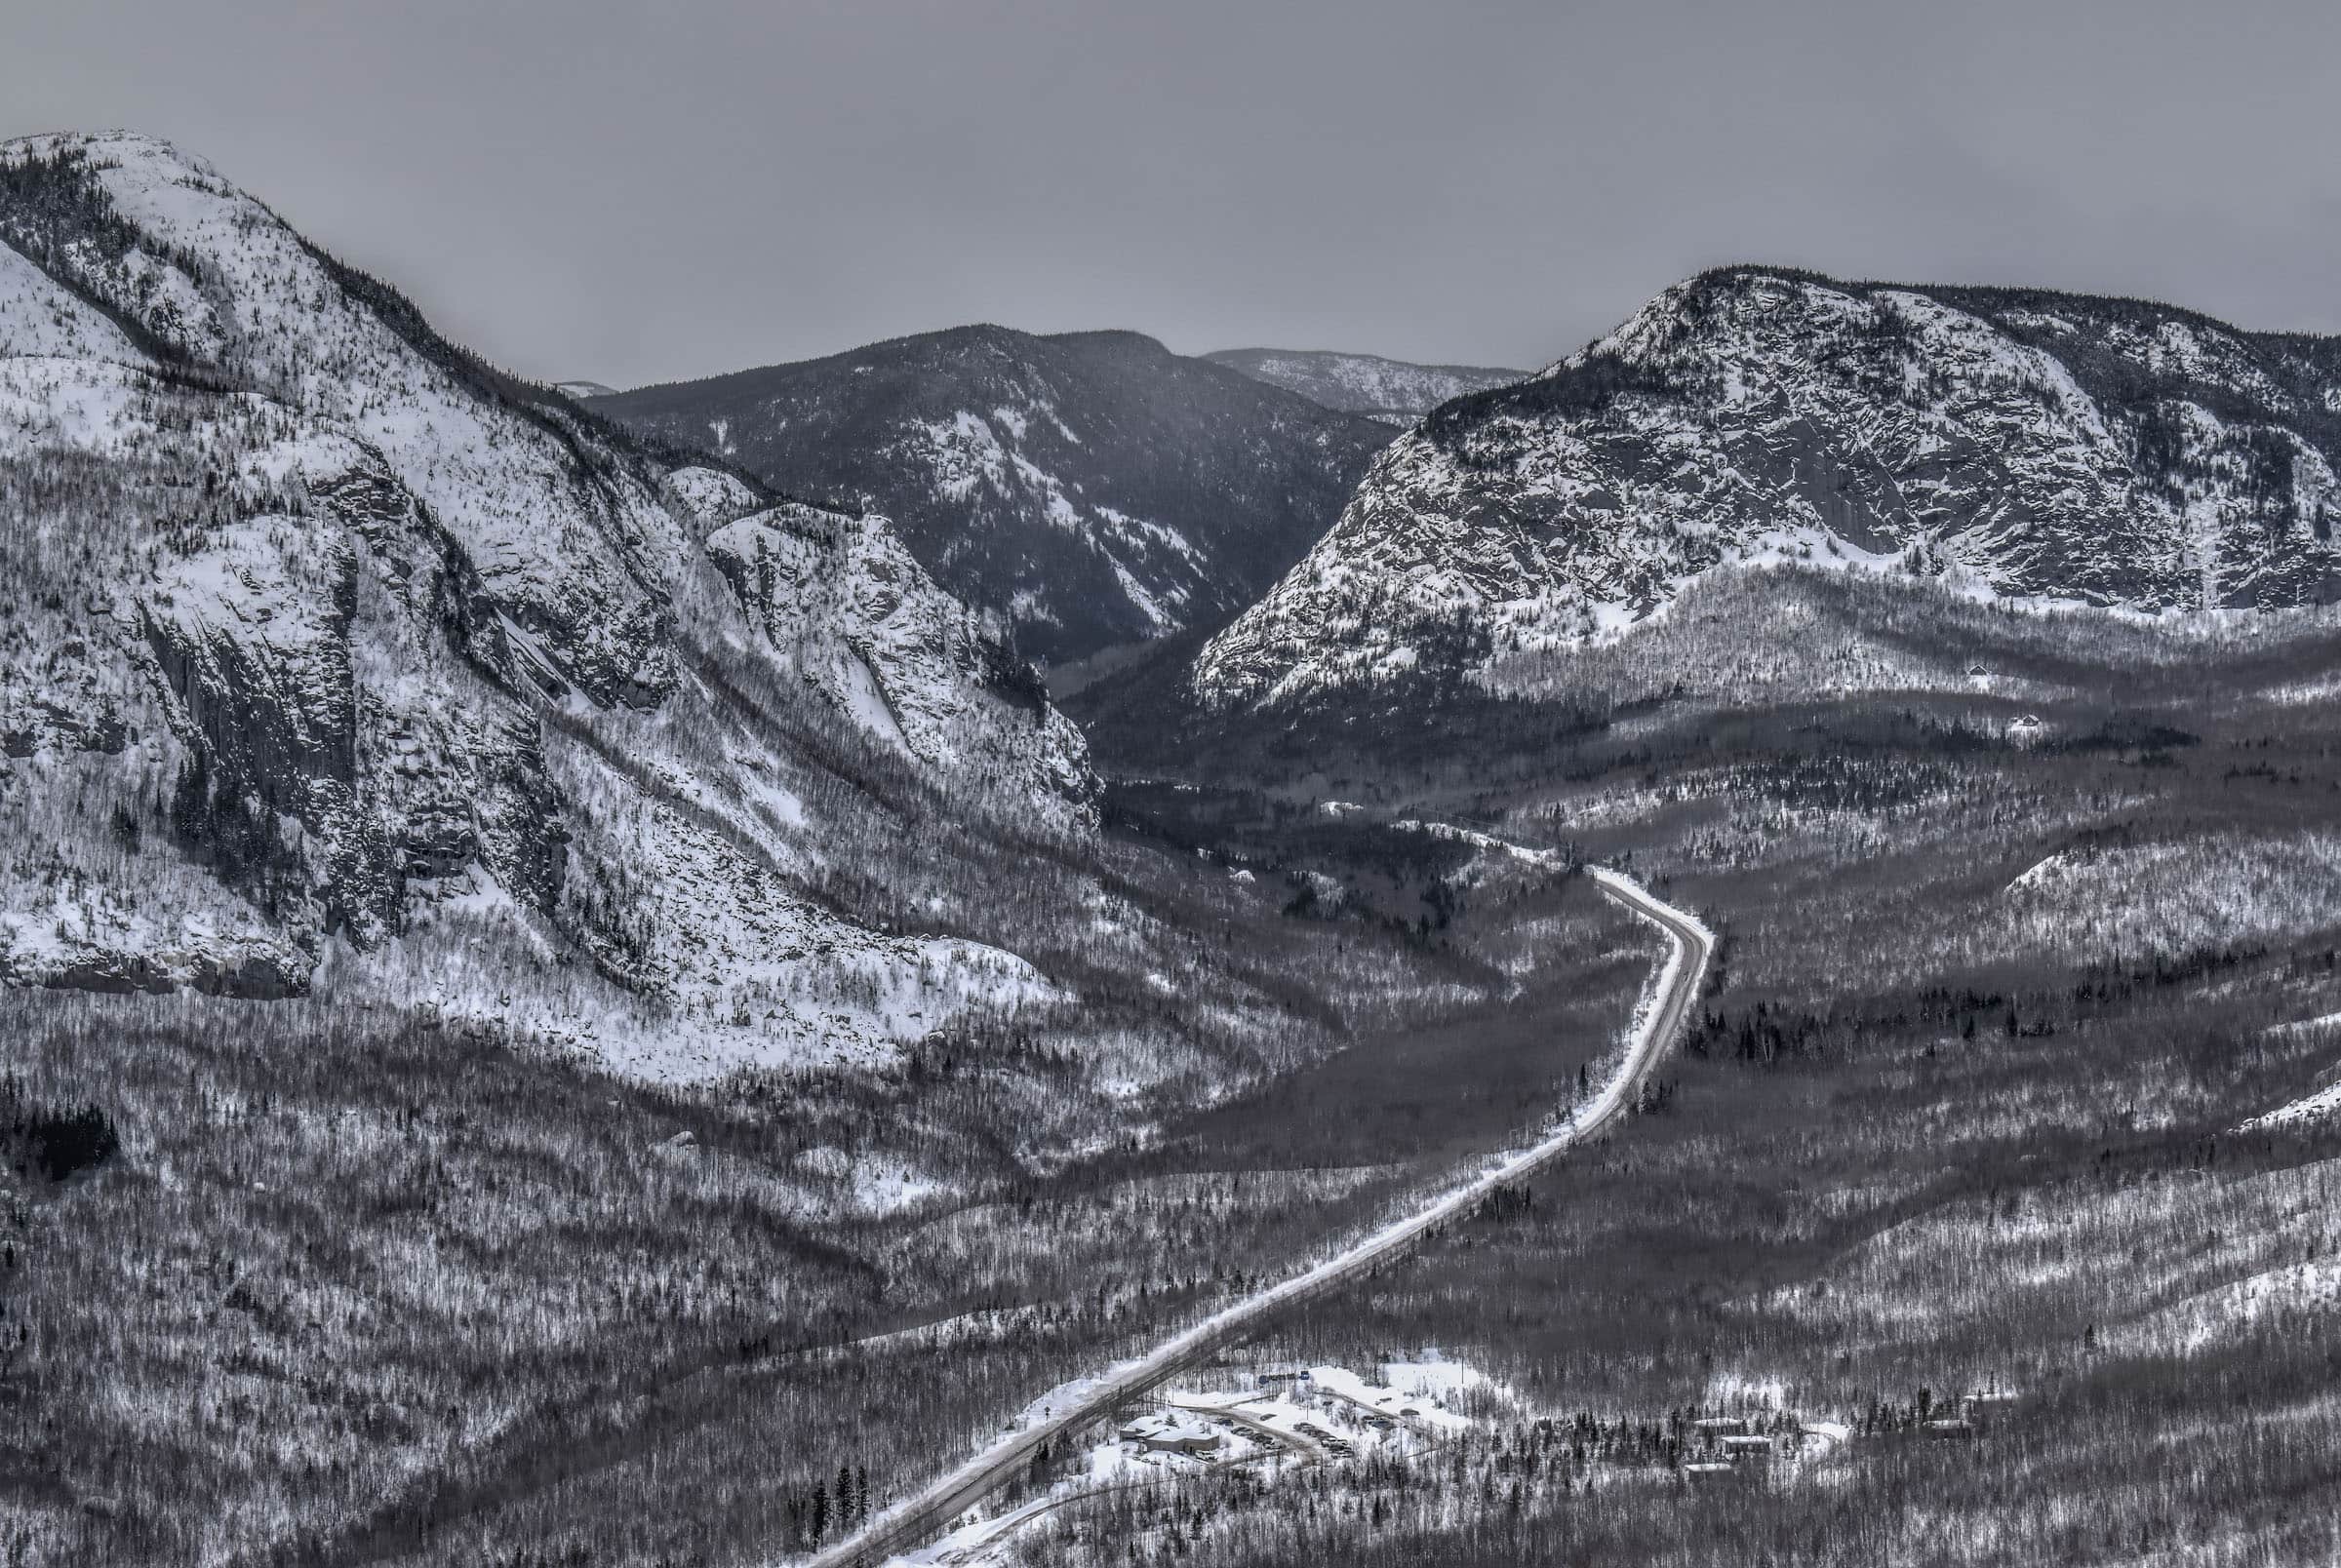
xmin=596 ymin=327 xmax=1395 ymax=665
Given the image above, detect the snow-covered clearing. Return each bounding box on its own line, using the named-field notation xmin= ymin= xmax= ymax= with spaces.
xmin=1391 ymin=817 xmax=1566 ymax=869
xmin=893 ymin=1354 xmax=1513 ymax=1567
xmin=2240 ymin=1078 xmax=2341 ymax=1130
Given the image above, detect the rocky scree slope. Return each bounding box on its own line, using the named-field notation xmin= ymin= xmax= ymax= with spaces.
xmin=1197 ymin=267 xmax=2341 ymax=709
xmin=1204 ymin=346 xmax=1526 ymax=425
xmin=594 ymin=326 xmax=1395 ymax=666
xmin=0 ymin=131 xmax=1094 ymax=1079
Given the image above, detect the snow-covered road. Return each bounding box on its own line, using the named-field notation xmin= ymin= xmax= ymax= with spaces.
xmin=797 ymin=865 xmax=1713 ymax=1568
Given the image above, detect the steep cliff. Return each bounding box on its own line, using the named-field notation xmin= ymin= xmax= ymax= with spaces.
xmin=0 ymin=133 xmax=1092 ymax=1078
xmin=1199 ymin=267 xmax=2340 ymax=709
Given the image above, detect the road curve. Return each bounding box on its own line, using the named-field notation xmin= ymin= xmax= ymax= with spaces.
xmin=796 ymin=866 xmax=1711 ymax=1568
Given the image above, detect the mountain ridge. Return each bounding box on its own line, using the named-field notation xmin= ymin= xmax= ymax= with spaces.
xmin=593 ymin=324 xmax=1396 ymax=665
xmin=1196 ymin=264 xmax=2341 ymax=710
xmin=1205 ymin=346 xmax=1527 ymax=424
xmin=0 ymin=130 xmax=1096 ymax=1078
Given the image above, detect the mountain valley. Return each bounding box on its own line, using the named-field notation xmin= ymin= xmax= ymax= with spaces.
xmin=4 ymin=133 xmax=2341 ymax=1568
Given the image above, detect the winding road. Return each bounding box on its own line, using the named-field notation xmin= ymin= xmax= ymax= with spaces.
xmin=797 ymin=865 xmax=1712 ymax=1568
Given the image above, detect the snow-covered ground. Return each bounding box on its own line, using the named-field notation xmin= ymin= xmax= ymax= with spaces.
xmin=798 ymin=867 xmax=1711 ymax=1568
xmin=1391 ymin=817 xmax=1567 ymax=869
xmin=887 ymin=1354 xmax=1512 ymax=1568
xmin=883 ymin=1343 xmax=1925 ymax=1568
xmin=2238 ymin=1013 xmax=2341 ymax=1128
xmin=2126 ymin=1259 xmax=2341 ymax=1354
xmin=0 ymin=132 xmax=1109 ymax=1084
xmin=1195 ymin=267 xmax=2341 ymax=711
xmin=2256 ymin=1015 xmax=2341 ymax=1123
xmin=2240 ymin=1078 xmax=2341 ymax=1130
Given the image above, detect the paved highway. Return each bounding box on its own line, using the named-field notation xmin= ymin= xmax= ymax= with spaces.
xmin=797 ymin=865 xmax=1712 ymax=1568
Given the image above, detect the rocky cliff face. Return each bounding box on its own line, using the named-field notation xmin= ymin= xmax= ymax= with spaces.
xmin=1198 ymin=267 xmax=2341 ymax=708
xmin=595 ymin=326 xmax=1394 ymax=665
xmin=1203 ymin=347 xmax=1526 ymax=425
xmin=0 ymin=132 xmax=1091 ymax=1078
xmin=689 ymin=470 xmax=1093 ymax=804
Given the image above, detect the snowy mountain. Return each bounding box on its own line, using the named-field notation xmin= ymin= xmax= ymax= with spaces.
xmin=1197 ymin=266 xmax=2341 ymax=709
xmin=1204 ymin=347 xmax=1527 ymax=425
xmin=594 ymin=326 xmax=1394 ymax=666
xmin=553 ymin=378 xmax=616 ymax=399
xmin=0 ymin=131 xmax=1094 ymax=1078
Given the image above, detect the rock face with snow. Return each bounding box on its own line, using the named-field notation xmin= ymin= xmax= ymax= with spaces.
xmin=0 ymin=132 xmax=1090 ymax=1075
xmin=701 ymin=497 xmax=1091 ymax=803
xmin=1203 ymin=347 xmax=1526 ymax=425
xmin=595 ymin=326 xmax=1394 ymax=665
xmin=1198 ymin=267 xmax=2341 ymax=708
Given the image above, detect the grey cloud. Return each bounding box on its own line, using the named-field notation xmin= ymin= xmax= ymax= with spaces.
xmin=8 ymin=0 xmax=2335 ymax=387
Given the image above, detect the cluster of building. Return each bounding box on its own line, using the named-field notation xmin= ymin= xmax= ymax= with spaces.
xmin=1116 ymin=1412 xmax=1222 ymax=1457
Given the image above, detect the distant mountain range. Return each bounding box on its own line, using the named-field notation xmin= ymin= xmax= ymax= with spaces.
xmin=592 ymin=329 xmax=1395 ymax=666
xmin=1196 ymin=266 xmax=2341 ymax=710
xmin=1204 ymin=347 xmax=1526 ymax=424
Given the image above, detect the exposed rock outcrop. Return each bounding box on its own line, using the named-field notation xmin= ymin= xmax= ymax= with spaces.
xmin=1199 ymin=267 xmax=2341 ymax=708
xmin=0 ymin=132 xmax=1091 ymax=1078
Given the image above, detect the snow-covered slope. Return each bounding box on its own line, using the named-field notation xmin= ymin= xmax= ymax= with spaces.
xmin=699 ymin=490 xmax=1091 ymax=800
xmin=1198 ymin=267 xmax=2341 ymax=708
xmin=595 ymin=327 xmax=1394 ymax=665
xmin=1204 ymin=347 xmax=1526 ymax=425
xmin=0 ymin=132 xmax=1092 ymax=1078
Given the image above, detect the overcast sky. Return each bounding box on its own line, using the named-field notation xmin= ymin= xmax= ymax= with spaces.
xmin=11 ymin=1 xmax=2338 ymax=388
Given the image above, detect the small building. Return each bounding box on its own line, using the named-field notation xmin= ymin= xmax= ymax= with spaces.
xmin=1683 ymin=1461 xmax=1737 ymax=1482
xmin=1119 ymin=1413 xmax=1221 ymax=1457
xmin=1257 ymin=1363 xmax=1311 ymax=1385
xmin=1691 ymin=1416 xmax=1747 ymax=1435
xmin=1924 ymin=1418 xmax=1976 ymax=1440
xmin=1721 ymin=1433 xmax=1773 ymax=1461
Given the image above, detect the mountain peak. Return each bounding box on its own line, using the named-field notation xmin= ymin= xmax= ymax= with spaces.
xmin=3 ymin=128 xmax=222 ymax=176
xmin=0 ymin=131 xmax=1094 ymax=1078
xmin=1040 ymin=328 xmax=1172 ymax=356
xmin=1200 ymin=268 xmax=2341 ymax=709
xmin=594 ymin=325 xmax=1394 ymax=665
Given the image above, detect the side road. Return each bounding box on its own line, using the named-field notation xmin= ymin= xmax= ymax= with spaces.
xmin=798 ymin=865 xmax=1714 ymax=1568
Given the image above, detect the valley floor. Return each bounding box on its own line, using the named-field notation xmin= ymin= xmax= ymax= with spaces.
xmin=1012 ymin=573 xmax=2341 ymax=1568
xmin=803 ymin=867 xmax=1706 ymax=1568
xmin=11 ymin=573 xmax=2341 ymax=1568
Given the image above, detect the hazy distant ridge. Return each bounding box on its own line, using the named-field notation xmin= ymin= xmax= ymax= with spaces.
xmin=1206 ymin=347 xmax=1527 ymax=425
